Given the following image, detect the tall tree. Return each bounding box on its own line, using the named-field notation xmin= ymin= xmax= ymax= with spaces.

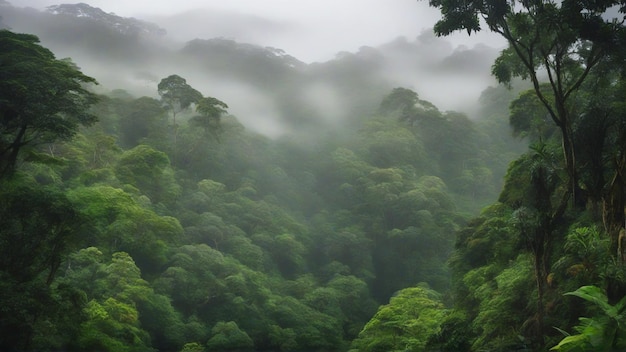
xmin=429 ymin=0 xmax=626 ymax=209
xmin=0 ymin=181 xmax=84 ymax=350
xmin=157 ymin=74 xmax=202 ymax=125
xmin=157 ymin=74 xmax=202 ymax=161
xmin=191 ymin=96 xmax=228 ymax=139
xmin=0 ymin=30 xmax=98 ymax=178
xmin=427 ymin=0 xmax=626 ymax=344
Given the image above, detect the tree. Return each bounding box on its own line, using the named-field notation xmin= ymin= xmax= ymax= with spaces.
xmin=0 ymin=30 xmax=98 ymax=178
xmin=154 ymin=244 xmax=228 ymax=316
xmin=509 ymin=86 xmax=556 ymax=142
xmin=118 ymin=96 xmax=168 ymax=149
xmin=378 ymin=87 xmax=422 ymax=122
xmin=76 ymin=298 xmax=151 ymax=352
xmin=469 ymin=255 xmax=536 ymax=350
xmin=510 ymin=142 xmax=563 ymax=345
xmin=115 ymin=144 xmax=180 ymax=205
xmin=73 ymin=252 xmax=154 ymax=352
xmin=428 ymin=1 xmax=626 ymax=345
xmin=350 ymin=285 xmax=447 ymax=352
xmin=572 ymin=69 xmax=626 ymax=267
xmin=0 ymin=180 xmax=84 ymax=350
xmin=378 ymin=87 xmax=443 ymax=136
xmin=429 ymin=0 xmax=626 ymax=209
xmin=180 ymin=342 xmax=205 ymax=352
xmin=157 ymin=74 xmax=202 ymax=159
xmin=264 ymin=296 xmax=342 ymax=350
xmin=67 ymin=185 xmax=183 ymax=274
xmin=191 ymin=96 xmax=229 ymax=139
xmin=158 ymin=75 xmax=202 ymax=122
xmin=205 ymin=321 xmax=254 ymax=351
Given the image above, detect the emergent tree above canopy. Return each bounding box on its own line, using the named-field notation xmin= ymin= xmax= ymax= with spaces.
xmin=157 ymin=74 xmax=202 ymax=124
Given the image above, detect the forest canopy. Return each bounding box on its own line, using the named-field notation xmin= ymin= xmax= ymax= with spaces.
xmin=3 ymin=0 xmax=626 ymax=347
xmin=0 ymin=23 xmax=519 ymax=350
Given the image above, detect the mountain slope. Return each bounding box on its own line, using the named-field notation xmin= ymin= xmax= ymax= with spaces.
xmin=0 ymin=2 xmax=500 ymax=136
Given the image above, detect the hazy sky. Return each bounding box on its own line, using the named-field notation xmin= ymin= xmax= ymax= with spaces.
xmin=17 ymin=0 xmax=505 ymax=62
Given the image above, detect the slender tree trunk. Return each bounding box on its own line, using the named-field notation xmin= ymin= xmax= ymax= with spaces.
xmin=534 ymin=249 xmax=546 ymax=347
xmin=603 ymin=167 xmax=626 ymax=303
xmin=563 ymin=124 xmax=578 ymax=207
xmin=531 ymin=224 xmax=552 ymax=348
xmin=527 ymin=165 xmax=555 ymax=348
xmin=172 ymin=111 xmax=178 ymax=166
xmin=0 ymin=125 xmax=28 ymax=178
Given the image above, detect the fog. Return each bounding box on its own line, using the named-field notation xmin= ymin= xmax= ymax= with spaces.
xmin=17 ymin=0 xmax=505 ymax=63
xmin=4 ymin=1 xmax=507 ymax=137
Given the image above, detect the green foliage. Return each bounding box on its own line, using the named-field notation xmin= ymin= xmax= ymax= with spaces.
xmin=378 ymin=87 xmax=420 ymax=118
xmin=264 ymin=295 xmax=343 ymax=350
xmin=191 ymin=96 xmax=229 ymax=138
xmin=268 ymin=233 xmax=307 ymax=278
xmin=428 ymin=310 xmax=472 ymax=351
xmin=553 ymin=226 xmax=611 ymax=289
xmin=0 ymin=181 xmax=86 ymax=349
xmin=180 ymin=342 xmax=204 ymax=352
xmin=66 ymin=248 xmax=182 ymax=350
xmin=154 ymin=244 xmax=228 ymax=315
xmin=509 ymin=87 xmax=556 ymax=141
xmin=117 ymin=96 xmax=168 ymax=149
xmin=115 ymin=144 xmax=181 ymax=204
xmin=552 ymin=286 xmax=626 ymax=351
xmin=471 ymin=255 xmax=534 ymax=350
xmin=67 ymin=185 xmax=183 ymax=273
xmin=61 ymin=249 xmax=186 ymax=351
xmin=499 ymin=141 xmax=563 ymax=208
xmin=77 ymin=298 xmax=151 ymax=352
xmin=379 ymin=87 xmax=439 ymax=126
xmin=350 ymin=285 xmax=447 ymax=352
xmin=0 ymin=30 xmax=98 ymax=178
xmin=359 ymin=117 xmax=427 ymax=169
xmin=429 ymin=0 xmax=626 ymax=225
xmin=0 ymin=180 xmax=80 ymax=284
xmin=375 ymin=88 xmax=482 ymax=183
xmin=205 ymin=321 xmax=253 ymax=351
xmin=0 ymin=32 xmax=527 ymax=351
xmin=157 ymin=74 xmax=202 ymax=118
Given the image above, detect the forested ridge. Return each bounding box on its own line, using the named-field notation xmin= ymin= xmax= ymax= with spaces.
xmin=3 ymin=1 xmax=626 ymax=351
xmin=0 ymin=27 xmax=517 ymax=351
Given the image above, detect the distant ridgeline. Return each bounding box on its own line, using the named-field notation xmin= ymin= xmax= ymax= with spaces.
xmin=0 ymin=1 xmax=499 ymax=137
xmin=46 ymin=2 xmax=167 ymax=37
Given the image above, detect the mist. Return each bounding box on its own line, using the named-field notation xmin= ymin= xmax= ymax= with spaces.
xmin=3 ymin=1 xmax=506 ymax=139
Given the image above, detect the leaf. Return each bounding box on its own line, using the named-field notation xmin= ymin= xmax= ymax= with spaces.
xmin=550 ymin=333 xmax=590 ymax=351
xmin=564 ymin=286 xmax=612 ymax=314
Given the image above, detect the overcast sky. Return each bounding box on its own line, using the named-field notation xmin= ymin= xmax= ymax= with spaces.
xmin=17 ymin=0 xmax=505 ymax=63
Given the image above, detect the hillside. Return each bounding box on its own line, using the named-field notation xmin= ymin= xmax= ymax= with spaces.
xmin=0 ymin=2 xmax=500 ymax=136
xmin=0 ymin=3 xmax=558 ymax=352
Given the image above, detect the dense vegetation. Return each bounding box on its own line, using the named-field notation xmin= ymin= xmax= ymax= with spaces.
xmin=427 ymin=0 xmax=626 ymax=350
xmin=0 ymin=23 xmax=524 ymax=351
xmin=4 ymin=0 xmax=626 ymax=350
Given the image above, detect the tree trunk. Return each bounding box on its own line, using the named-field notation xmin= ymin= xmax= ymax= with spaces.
xmin=533 ymin=240 xmax=546 ymax=347
xmin=603 ymin=163 xmax=626 ymax=303
xmin=0 ymin=125 xmax=28 ymax=179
